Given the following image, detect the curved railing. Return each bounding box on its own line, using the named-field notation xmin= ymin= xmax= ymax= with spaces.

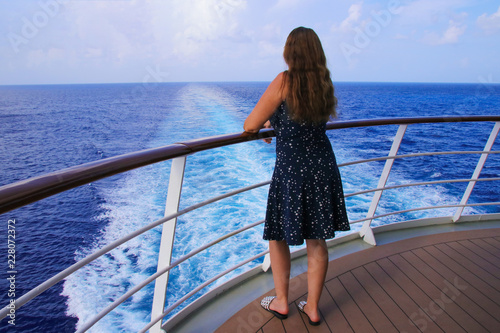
xmin=0 ymin=116 xmax=499 ymax=332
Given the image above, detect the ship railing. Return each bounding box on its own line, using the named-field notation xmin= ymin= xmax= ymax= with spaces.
xmin=0 ymin=116 xmax=499 ymax=332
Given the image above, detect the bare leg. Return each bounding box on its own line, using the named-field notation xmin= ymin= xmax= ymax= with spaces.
xmin=304 ymin=239 xmax=328 ymax=322
xmin=269 ymin=240 xmax=291 ymax=315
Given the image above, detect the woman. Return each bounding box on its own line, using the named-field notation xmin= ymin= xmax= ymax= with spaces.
xmin=244 ymin=27 xmax=350 ymax=326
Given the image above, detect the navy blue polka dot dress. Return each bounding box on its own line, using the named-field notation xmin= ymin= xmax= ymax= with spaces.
xmin=264 ymin=102 xmax=350 ymax=245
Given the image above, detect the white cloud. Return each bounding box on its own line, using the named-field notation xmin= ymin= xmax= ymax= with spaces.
xmin=396 ymin=0 xmax=464 ymax=25
xmin=254 ymin=23 xmax=283 ymax=58
xmin=422 ymin=19 xmax=467 ymax=45
xmin=61 ymin=1 xmax=163 ymax=63
xmin=271 ymin=0 xmax=301 ymax=11
xmin=332 ymin=3 xmax=364 ymax=32
xmin=384 ymin=0 xmax=471 ymax=46
xmin=169 ymin=0 xmax=247 ymax=58
xmin=58 ymin=0 xmax=247 ymax=62
xmin=261 ymin=23 xmax=282 ymax=40
xmin=1 ymin=0 xmax=499 ymax=84
xmin=441 ymin=21 xmax=467 ymax=43
xmin=0 ymin=0 xmax=250 ymax=83
xmin=477 ymin=6 xmax=500 ymax=34
xmin=258 ymin=40 xmax=282 ymax=57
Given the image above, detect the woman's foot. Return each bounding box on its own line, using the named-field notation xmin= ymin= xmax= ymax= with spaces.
xmin=298 ymin=301 xmax=321 ymax=325
xmin=270 ymin=296 xmax=289 ymax=315
xmin=261 ymin=296 xmax=289 ymax=319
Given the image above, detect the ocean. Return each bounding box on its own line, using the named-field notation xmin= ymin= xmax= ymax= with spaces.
xmin=0 ymin=82 xmax=499 ymax=332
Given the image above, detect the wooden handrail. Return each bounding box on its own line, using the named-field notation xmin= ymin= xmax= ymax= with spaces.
xmin=1 ymin=116 xmax=499 ymax=214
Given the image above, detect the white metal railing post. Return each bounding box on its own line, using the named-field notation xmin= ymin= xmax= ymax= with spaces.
xmin=261 ymin=253 xmax=271 ymax=272
xmin=151 ymin=156 xmax=187 ymax=333
xmin=360 ymin=124 xmax=408 ymax=245
xmin=453 ymin=122 xmax=500 ymax=222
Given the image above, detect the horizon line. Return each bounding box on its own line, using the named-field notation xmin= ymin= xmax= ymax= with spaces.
xmin=1 ymin=80 xmax=499 ymax=87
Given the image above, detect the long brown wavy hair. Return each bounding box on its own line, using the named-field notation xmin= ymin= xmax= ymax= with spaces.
xmin=283 ymin=27 xmax=337 ymax=123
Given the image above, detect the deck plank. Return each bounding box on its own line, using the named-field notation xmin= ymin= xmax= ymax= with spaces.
xmin=293 ymin=298 xmax=331 ymax=333
xmin=281 ymin=301 xmax=308 ymax=333
xmin=261 ymin=317 xmax=285 ymax=333
xmin=319 ymin=285 xmax=353 ymax=333
xmin=363 ymin=261 xmax=445 ymax=332
xmin=389 ymin=253 xmax=486 ymax=333
xmin=351 ymin=266 xmax=419 ymax=333
xmin=457 ymin=240 xmax=500 ymax=269
xmin=482 ymin=237 xmax=500 ymax=250
xmin=434 ymin=243 xmax=500 ymax=291
xmin=423 ymin=245 xmax=500 ymax=303
xmin=400 ymin=250 xmax=494 ymax=332
xmin=214 ymin=296 xmax=277 ymax=333
xmin=412 ymin=247 xmax=500 ymax=324
xmin=326 ymin=277 xmax=376 ymax=333
xmin=338 ymin=271 xmax=398 ymax=333
xmin=447 ymin=241 xmax=500 ymax=276
xmin=215 ymin=228 xmax=500 ymax=333
xmin=377 ymin=257 xmax=465 ymax=332
xmin=471 ymin=238 xmax=500 ymax=258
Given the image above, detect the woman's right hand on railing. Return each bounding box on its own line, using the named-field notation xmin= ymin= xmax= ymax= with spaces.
xmin=262 ymin=121 xmax=272 ymax=144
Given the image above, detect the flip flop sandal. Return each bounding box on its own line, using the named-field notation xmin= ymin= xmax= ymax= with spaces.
xmin=298 ymin=301 xmax=321 ymax=326
xmin=260 ymin=296 xmax=288 ymax=320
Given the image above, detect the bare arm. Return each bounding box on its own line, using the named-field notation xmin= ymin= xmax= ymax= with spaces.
xmin=243 ymin=72 xmax=286 ymax=133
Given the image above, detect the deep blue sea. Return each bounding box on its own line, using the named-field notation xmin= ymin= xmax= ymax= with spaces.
xmin=0 ymin=82 xmax=499 ymax=332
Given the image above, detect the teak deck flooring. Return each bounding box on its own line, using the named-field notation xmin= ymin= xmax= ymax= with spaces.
xmin=216 ymin=228 xmax=500 ymax=333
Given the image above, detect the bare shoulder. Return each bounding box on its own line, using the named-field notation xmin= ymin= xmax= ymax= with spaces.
xmin=268 ymin=72 xmax=288 ymax=100
xmin=243 ymin=72 xmax=287 ymax=133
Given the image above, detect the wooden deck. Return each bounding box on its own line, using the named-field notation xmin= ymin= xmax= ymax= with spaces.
xmin=216 ymin=228 xmax=500 ymax=333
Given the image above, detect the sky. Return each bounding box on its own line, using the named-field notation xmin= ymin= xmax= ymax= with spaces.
xmin=0 ymin=0 xmax=499 ymax=85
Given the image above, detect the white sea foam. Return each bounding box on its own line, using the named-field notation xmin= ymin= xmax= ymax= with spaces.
xmin=62 ymin=84 xmax=273 ymax=331
xmin=62 ymin=162 xmax=166 ymax=332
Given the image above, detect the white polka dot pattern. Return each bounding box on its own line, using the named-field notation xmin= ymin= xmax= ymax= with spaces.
xmin=264 ymin=102 xmax=350 ymax=245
